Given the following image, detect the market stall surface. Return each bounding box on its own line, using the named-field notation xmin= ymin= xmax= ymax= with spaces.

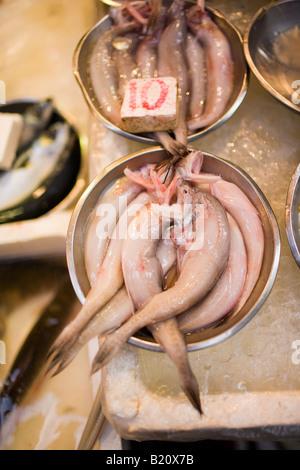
xmin=0 ymin=0 xmax=299 ymax=450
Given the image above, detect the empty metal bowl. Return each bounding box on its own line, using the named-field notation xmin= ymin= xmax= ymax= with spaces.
xmin=286 ymin=163 xmax=300 ymax=267
xmin=244 ymin=0 xmax=300 ymax=113
xmin=66 ymin=147 xmax=281 ymax=353
xmin=73 ymin=1 xmax=248 ymax=145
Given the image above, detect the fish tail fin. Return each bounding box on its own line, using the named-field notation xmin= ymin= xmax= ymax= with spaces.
xmin=153 ymin=132 xmax=187 ymax=158
xmin=45 ymin=343 xmax=74 ymax=377
xmin=47 ymin=327 xmax=73 ymax=360
xmin=179 ymin=370 xmax=203 ymax=416
xmin=48 ymin=356 xmax=73 ymax=378
xmin=91 ymin=335 xmax=122 ymax=374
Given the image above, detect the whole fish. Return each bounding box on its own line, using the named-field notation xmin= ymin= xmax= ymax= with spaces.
xmin=186 ymin=32 xmax=206 ymax=121
xmin=0 ymin=276 xmax=80 ymax=432
xmin=49 ymin=190 xmax=153 ymax=364
xmin=186 ymin=6 xmax=233 ymax=132
xmin=17 ymin=99 xmax=54 ymax=154
xmin=157 ymin=0 xmax=189 ymax=146
xmin=0 ymin=122 xmax=71 ymax=212
xmin=210 ymin=180 xmax=265 ymax=313
xmin=90 ymin=22 xmax=141 ymax=128
xmin=122 ymin=197 xmax=202 ymax=413
xmin=92 ymin=186 xmax=230 ymax=371
xmin=178 ymin=213 xmax=247 ymax=332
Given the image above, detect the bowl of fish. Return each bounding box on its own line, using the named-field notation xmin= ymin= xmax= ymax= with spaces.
xmin=286 ymin=163 xmax=300 ymax=267
xmin=0 ymin=98 xmax=82 ymax=224
xmin=73 ymin=0 xmax=248 ymax=154
xmin=48 ymin=146 xmax=281 ymax=392
xmin=244 ymin=0 xmax=300 ymax=113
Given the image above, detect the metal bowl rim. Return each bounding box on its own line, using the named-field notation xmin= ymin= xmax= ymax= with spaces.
xmin=243 ymin=0 xmax=300 ymax=114
xmin=286 ymin=163 xmax=300 ymax=267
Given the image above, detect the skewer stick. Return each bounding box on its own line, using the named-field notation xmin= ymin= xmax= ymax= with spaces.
xmin=77 ymin=384 xmax=106 ymax=451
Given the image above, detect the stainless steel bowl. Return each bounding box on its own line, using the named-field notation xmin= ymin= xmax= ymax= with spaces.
xmin=73 ymin=1 xmax=248 ymax=145
xmin=66 ymin=147 xmax=281 ymax=353
xmin=244 ymin=0 xmax=300 ymax=113
xmin=286 ymin=163 xmax=300 ymax=267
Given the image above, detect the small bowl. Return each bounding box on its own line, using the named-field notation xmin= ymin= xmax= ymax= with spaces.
xmin=73 ymin=1 xmax=248 ymax=145
xmin=286 ymin=163 xmax=300 ymax=267
xmin=244 ymin=0 xmax=300 ymax=113
xmin=66 ymin=147 xmax=281 ymax=353
xmin=0 ymin=98 xmax=83 ymax=224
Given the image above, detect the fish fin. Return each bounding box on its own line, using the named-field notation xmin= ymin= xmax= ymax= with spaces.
xmin=91 ymin=335 xmax=122 ymax=374
xmin=152 ymin=131 xmax=187 ymax=158
xmin=180 ymin=377 xmax=204 ymax=416
xmin=48 ymin=359 xmax=70 ymax=378
xmin=45 ymin=349 xmax=66 ymax=376
xmin=46 ymin=329 xmax=75 ymax=362
xmin=46 ymin=341 xmax=79 ymax=378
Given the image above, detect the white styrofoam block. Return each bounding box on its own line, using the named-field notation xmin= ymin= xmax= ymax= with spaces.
xmin=0 ymin=210 xmax=71 ymax=261
xmin=121 ymin=77 xmax=178 ymax=133
xmin=0 ymin=113 xmax=23 ymax=170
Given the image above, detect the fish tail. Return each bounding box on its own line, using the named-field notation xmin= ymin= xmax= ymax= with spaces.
xmin=48 ymin=328 xmax=73 ymax=359
xmin=48 ymin=357 xmax=72 ymax=378
xmin=179 ymin=372 xmax=203 ymax=415
xmin=46 ymin=332 xmax=76 ymax=362
xmin=153 ymin=131 xmax=187 ymax=157
xmin=46 ymin=339 xmax=82 ymax=378
xmin=91 ymin=335 xmax=122 ymax=374
xmin=46 ymin=347 xmax=69 ymax=376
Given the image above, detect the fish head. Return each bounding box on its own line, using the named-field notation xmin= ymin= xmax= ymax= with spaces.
xmin=23 ymin=98 xmax=54 ymax=127
xmin=176 ymin=181 xmax=194 ymax=205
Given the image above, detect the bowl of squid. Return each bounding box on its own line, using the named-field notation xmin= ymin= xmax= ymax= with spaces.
xmin=66 ymin=147 xmax=280 ymax=355
xmin=73 ymin=0 xmax=248 ymax=147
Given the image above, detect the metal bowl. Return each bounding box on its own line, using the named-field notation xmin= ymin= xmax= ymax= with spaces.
xmin=244 ymin=0 xmax=300 ymax=113
xmin=73 ymin=1 xmax=248 ymax=145
xmin=286 ymin=163 xmax=300 ymax=267
xmin=66 ymin=147 xmax=281 ymax=353
xmin=0 ymin=98 xmax=84 ymax=224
